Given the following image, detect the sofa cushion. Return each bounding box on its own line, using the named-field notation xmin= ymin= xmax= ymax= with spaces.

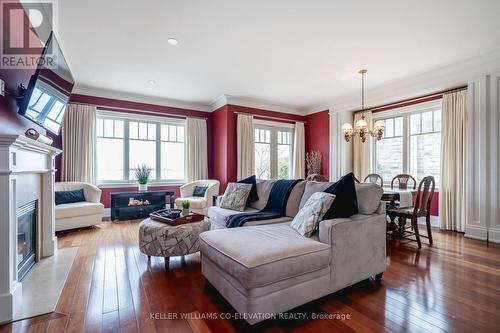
xmin=285 ymin=180 xmax=307 ymax=217
xmin=238 ymin=175 xmax=259 ymax=203
xmin=323 ymin=172 xmax=359 ymax=219
xmin=55 ymin=202 xmax=104 ymax=219
xmin=355 ymin=183 xmax=383 ymax=214
xmin=193 ymin=186 xmax=208 ymax=197
xmin=291 ymin=192 xmax=336 ymax=237
xmin=199 ymin=224 xmax=331 ymax=289
xmin=55 ymin=188 xmax=86 ymax=205
xmin=299 ymin=181 xmax=333 ymax=209
xmin=208 ymin=206 xmax=259 ymax=225
xmin=175 ymin=197 xmax=207 ymax=209
xmin=249 ymin=180 xmax=277 ymax=210
xmin=220 ymin=183 xmax=252 ymax=211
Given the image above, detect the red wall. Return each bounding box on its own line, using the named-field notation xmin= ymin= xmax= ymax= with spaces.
xmin=305 ymin=110 xmax=330 ymax=179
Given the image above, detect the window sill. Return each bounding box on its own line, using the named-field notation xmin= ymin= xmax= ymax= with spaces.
xmin=97 ymin=182 xmax=185 ymax=189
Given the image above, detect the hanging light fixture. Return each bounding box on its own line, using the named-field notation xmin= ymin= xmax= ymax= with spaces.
xmin=342 ymin=69 xmax=385 ymax=143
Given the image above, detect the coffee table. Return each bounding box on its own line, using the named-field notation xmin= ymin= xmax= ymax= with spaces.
xmin=138 ymin=216 xmax=209 ymax=270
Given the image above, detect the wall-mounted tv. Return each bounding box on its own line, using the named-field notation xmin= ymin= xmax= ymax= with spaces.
xmin=18 ymin=32 xmax=74 ymax=135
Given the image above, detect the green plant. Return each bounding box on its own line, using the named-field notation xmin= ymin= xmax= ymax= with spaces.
xmin=181 ymin=200 xmax=190 ymax=209
xmin=132 ymin=164 xmax=152 ymax=185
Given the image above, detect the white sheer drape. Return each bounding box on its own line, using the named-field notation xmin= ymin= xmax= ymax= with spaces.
xmin=61 ymin=103 xmax=96 ymax=183
xmin=439 ymin=90 xmax=467 ymax=232
xmin=293 ymin=121 xmax=305 ymax=179
xmin=237 ymin=114 xmax=255 ymax=180
xmin=353 ymin=111 xmax=372 ymax=181
xmin=186 ymin=117 xmax=208 ymax=181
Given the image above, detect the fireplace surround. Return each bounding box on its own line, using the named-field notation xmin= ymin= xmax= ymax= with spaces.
xmin=0 ymin=135 xmax=61 ymax=323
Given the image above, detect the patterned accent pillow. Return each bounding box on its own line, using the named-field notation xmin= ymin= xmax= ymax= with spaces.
xmin=220 ymin=183 xmax=252 ymax=212
xmin=290 ymin=192 xmax=336 ymax=237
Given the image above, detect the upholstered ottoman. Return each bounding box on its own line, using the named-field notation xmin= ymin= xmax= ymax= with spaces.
xmin=139 ymin=218 xmax=210 ymax=269
xmin=199 ymin=223 xmax=332 ymax=324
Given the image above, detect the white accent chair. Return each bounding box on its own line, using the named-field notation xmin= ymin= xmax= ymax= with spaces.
xmin=175 ymin=180 xmax=220 ymax=215
xmin=55 ymin=182 xmax=104 ymax=231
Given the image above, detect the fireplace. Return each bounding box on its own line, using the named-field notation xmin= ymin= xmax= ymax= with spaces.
xmin=17 ymin=200 xmax=38 ymax=281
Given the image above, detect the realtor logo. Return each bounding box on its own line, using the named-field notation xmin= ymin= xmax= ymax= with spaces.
xmin=1 ymin=0 xmax=55 ymax=69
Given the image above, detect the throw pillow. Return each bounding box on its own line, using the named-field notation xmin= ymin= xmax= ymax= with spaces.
xmin=290 ymin=192 xmax=336 ymax=237
xmin=55 ymin=188 xmax=86 ymax=205
xmin=237 ymin=175 xmax=259 ymax=204
xmin=220 ymin=183 xmax=252 ymax=212
xmin=193 ymin=186 xmax=208 ymax=197
xmin=322 ymin=172 xmax=358 ymax=219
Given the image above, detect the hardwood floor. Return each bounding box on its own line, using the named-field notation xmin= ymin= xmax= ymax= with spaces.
xmin=1 ymin=220 xmax=500 ymax=333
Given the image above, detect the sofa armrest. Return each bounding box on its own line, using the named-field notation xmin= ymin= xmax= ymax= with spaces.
xmin=180 ymin=182 xmax=196 ymax=197
xmin=319 ymin=213 xmax=387 ymax=291
xmin=83 ymin=183 xmax=102 ymax=203
xmin=204 ymin=182 xmax=220 ymax=206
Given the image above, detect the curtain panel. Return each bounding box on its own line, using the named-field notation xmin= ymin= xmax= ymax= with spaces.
xmin=61 ymin=103 xmax=96 ymax=183
xmin=439 ymin=90 xmax=467 ymax=232
xmin=186 ymin=117 xmax=208 ymax=181
xmin=293 ymin=121 xmax=305 ymax=179
xmin=236 ymin=114 xmax=255 ymax=180
xmin=353 ymin=111 xmax=372 ymax=181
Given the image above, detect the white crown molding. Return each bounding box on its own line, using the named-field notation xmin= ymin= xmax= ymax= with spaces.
xmin=72 ymin=84 xmax=212 ymax=112
xmin=310 ymin=48 xmax=500 ymax=114
xmin=210 ymin=94 xmax=307 ymax=115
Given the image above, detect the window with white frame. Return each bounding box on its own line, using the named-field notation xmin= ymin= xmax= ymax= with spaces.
xmin=373 ymin=101 xmax=441 ymax=186
xmin=96 ymin=112 xmax=186 ymax=184
xmin=254 ymin=121 xmax=294 ymax=180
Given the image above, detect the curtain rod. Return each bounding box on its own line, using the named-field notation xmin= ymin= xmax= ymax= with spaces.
xmin=369 ymin=85 xmax=468 ymax=113
xmin=69 ymin=101 xmax=209 ymax=120
xmin=234 ymin=111 xmax=306 ymax=124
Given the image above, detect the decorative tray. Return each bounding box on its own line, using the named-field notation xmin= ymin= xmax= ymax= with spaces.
xmin=149 ymin=209 xmax=204 ymax=226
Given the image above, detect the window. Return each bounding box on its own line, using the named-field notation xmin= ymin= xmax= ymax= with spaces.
xmin=409 ymin=110 xmax=441 ymax=185
xmin=373 ymin=102 xmax=441 ymax=186
xmin=254 ymin=122 xmax=294 ymax=179
xmin=96 ymin=112 xmax=185 ymax=184
xmin=375 ymin=116 xmax=404 ymax=183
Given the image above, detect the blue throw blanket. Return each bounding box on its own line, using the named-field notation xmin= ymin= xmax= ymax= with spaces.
xmin=226 ymin=179 xmax=300 ymax=228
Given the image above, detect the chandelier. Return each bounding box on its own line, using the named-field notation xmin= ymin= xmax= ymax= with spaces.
xmin=342 ymin=69 xmax=385 ymax=143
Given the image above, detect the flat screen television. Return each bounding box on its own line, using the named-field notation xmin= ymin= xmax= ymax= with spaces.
xmin=18 ymin=32 xmax=74 ymax=135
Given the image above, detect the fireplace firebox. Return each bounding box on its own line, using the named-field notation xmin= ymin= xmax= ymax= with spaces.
xmin=17 ymin=200 xmax=38 ymax=281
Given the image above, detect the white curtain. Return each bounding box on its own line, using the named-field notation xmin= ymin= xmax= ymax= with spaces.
xmin=293 ymin=121 xmax=305 ymax=179
xmin=353 ymin=111 xmax=372 ymax=181
xmin=439 ymin=90 xmax=467 ymax=232
xmin=61 ymin=103 xmax=96 ymax=183
xmin=237 ymin=114 xmax=255 ymax=180
xmin=186 ymin=117 xmax=208 ymax=181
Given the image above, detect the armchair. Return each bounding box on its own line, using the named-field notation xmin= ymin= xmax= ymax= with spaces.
xmin=175 ymin=180 xmax=220 ymax=215
xmin=54 ymin=182 xmax=104 ymax=231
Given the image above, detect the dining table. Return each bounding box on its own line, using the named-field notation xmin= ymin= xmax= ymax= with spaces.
xmin=382 ymin=188 xmax=417 ymax=238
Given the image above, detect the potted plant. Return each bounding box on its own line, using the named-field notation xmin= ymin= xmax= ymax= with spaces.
xmin=132 ymin=164 xmax=152 ymax=192
xmin=181 ymin=200 xmax=190 ymax=216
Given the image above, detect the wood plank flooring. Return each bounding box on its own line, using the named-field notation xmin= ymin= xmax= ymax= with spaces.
xmin=1 ymin=220 xmax=500 ymax=333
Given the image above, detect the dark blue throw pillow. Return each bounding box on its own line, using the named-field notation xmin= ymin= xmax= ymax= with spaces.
xmin=193 ymin=186 xmax=208 ymax=197
xmin=238 ymin=175 xmax=259 ymax=204
xmin=322 ymin=172 xmax=358 ymax=219
xmin=55 ymin=188 xmax=86 ymax=205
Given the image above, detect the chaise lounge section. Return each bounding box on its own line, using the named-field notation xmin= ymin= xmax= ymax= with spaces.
xmin=200 ymin=180 xmax=386 ymax=324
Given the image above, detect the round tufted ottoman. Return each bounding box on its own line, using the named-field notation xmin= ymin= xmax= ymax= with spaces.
xmin=139 ymin=217 xmax=210 ymax=270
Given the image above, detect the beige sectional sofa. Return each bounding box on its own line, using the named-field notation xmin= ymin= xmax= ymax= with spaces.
xmin=200 ymin=179 xmax=386 ymax=324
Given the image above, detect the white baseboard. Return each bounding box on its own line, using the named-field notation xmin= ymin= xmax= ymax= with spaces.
xmin=465 ymin=225 xmax=488 ymax=241
xmin=488 ymin=227 xmax=500 ymax=244
xmin=102 ymin=208 xmax=110 ymax=219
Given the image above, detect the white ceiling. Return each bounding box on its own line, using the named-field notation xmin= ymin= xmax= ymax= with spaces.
xmin=57 ymin=0 xmax=500 ymax=113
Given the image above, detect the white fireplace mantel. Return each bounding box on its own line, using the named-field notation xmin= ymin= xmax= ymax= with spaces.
xmin=0 ymin=134 xmax=61 ymax=323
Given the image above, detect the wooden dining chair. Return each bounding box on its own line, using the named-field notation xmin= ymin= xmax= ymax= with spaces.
xmin=364 ymin=173 xmax=384 ymax=187
xmin=391 ymin=174 xmax=416 ymax=190
xmin=387 ymin=176 xmax=435 ymax=248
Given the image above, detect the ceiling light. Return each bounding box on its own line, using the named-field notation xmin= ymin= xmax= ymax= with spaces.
xmin=148 ymin=80 xmax=156 ymax=85
xmin=167 ymin=38 xmax=179 ymax=46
